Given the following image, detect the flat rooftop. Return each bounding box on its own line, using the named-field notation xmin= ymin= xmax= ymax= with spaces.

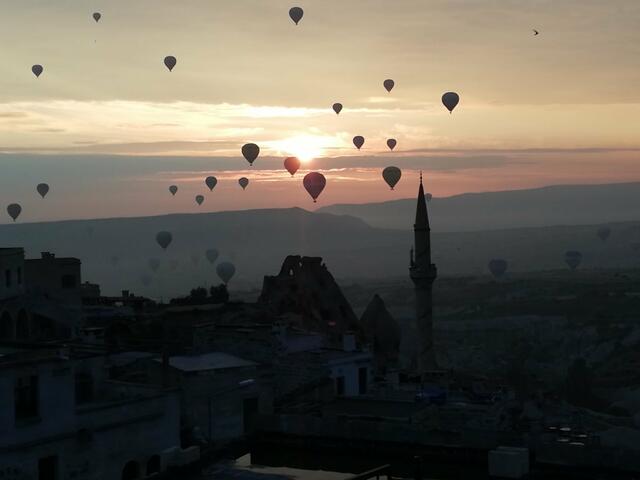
xmin=156 ymin=351 xmax=257 ymax=372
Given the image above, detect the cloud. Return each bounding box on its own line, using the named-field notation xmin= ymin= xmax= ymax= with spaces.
xmin=0 ymin=111 xmax=29 ymax=119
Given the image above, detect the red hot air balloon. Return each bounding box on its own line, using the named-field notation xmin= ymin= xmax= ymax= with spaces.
xmin=242 ymin=143 xmax=260 ymax=166
xmin=332 ymin=103 xmax=343 ymax=115
xmin=238 ymin=177 xmax=249 ymax=190
xmin=303 ymin=172 xmax=326 ymax=203
xmin=383 ymin=79 xmax=395 ymax=92
xmin=164 ymin=56 xmax=177 ymax=72
xmin=284 ymin=157 xmax=301 ymax=176
xmin=387 ymin=139 xmax=397 ymax=151
xmin=353 ymin=136 xmax=365 ymax=150
xmin=32 ymin=65 xmax=43 ymax=78
xmin=289 ymin=7 xmax=304 ymax=25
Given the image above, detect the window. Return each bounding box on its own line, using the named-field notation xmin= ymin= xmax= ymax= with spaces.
xmin=15 ymin=375 xmax=39 ymax=420
xmin=61 ymin=274 xmax=76 ymax=289
xmin=75 ymin=372 xmax=94 ymax=404
xmin=17 ymin=267 xmax=22 ymax=285
xmin=5 ymin=269 xmax=11 ymax=288
xmin=335 ymin=376 xmax=345 ymax=396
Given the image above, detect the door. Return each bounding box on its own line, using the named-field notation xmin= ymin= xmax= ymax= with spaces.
xmin=358 ymin=367 xmax=368 ymax=395
xmin=39 ymin=456 xmax=58 ymax=480
xmin=243 ymin=397 xmax=259 ymax=433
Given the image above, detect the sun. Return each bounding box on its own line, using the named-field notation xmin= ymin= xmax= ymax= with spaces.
xmin=270 ymin=134 xmax=333 ymax=163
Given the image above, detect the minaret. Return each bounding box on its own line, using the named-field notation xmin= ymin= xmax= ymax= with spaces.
xmin=410 ymin=173 xmax=438 ymax=375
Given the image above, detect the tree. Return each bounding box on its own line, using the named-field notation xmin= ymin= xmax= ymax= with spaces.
xmin=209 ymin=284 xmax=229 ymax=304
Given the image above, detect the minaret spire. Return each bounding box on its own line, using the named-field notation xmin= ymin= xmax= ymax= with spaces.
xmin=410 ymin=174 xmax=438 ymax=376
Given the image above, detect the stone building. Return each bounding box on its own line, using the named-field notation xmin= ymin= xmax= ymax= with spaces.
xmin=135 ymin=351 xmax=272 ymax=444
xmin=25 ymin=252 xmax=82 ymax=306
xmin=0 ymin=250 xmax=85 ymax=342
xmin=0 ymin=345 xmax=183 ymax=479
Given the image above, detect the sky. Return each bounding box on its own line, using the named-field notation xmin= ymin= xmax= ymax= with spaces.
xmin=1 ymin=0 xmax=640 ymax=222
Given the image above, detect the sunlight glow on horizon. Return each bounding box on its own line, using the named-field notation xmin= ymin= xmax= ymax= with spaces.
xmin=267 ymin=134 xmax=343 ymax=163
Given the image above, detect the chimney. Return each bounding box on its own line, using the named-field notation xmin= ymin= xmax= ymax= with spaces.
xmin=343 ymin=333 xmax=356 ymax=352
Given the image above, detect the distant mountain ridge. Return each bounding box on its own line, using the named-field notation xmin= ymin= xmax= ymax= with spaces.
xmin=318 ymin=182 xmax=640 ymax=231
xmin=1 ymin=186 xmax=639 ymax=298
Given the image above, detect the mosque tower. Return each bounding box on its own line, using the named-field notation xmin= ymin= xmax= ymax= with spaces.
xmin=409 ymin=173 xmax=438 ymax=375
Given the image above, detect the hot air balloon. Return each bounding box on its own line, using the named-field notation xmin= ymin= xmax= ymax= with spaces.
xmin=239 ymin=177 xmax=249 ymax=190
xmin=383 ymin=79 xmax=395 ymax=93
xmin=36 ymin=183 xmax=49 ymax=198
xmin=216 ymin=261 xmax=236 ymax=284
xmin=164 ymin=56 xmax=177 ymax=72
xmin=303 ymin=172 xmax=326 ymax=203
xmin=382 ymin=167 xmax=401 ymax=190
xmin=242 ymin=143 xmax=260 ymax=166
xmin=141 ymin=275 xmax=152 ymax=286
xmin=205 ymin=176 xmax=217 ymax=191
xmin=387 ymin=139 xmax=397 ymax=151
xmin=156 ymin=231 xmax=172 ymax=250
xmin=353 ymin=136 xmax=365 ymax=150
xmin=597 ymin=226 xmax=611 ymax=242
xmin=289 ymin=7 xmax=304 ymax=25
xmin=284 ymin=157 xmax=301 ymax=176
xmin=92 ymin=12 xmax=101 ymax=22
xmin=442 ymin=92 xmax=460 ymax=113
xmin=206 ymin=248 xmax=219 ymax=264
xmin=488 ymin=259 xmax=508 ymax=278
xmin=332 ymin=103 xmax=343 ymax=115
xmin=195 ymin=195 xmax=204 ymax=206
xmin=32 ymin=65 xmax=43 ymax=78
xmin=169 ymin=185 xmax=178 ymax=196
xmin=565 ymin=250 xmax=582 ymax=270
xmin=426 ymin=193 xmax=433 ymax=202
xmin=7 ymin=204 xmax=21 ymax=222
xmin=149 ymin=258 xmax=161 ymax=272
